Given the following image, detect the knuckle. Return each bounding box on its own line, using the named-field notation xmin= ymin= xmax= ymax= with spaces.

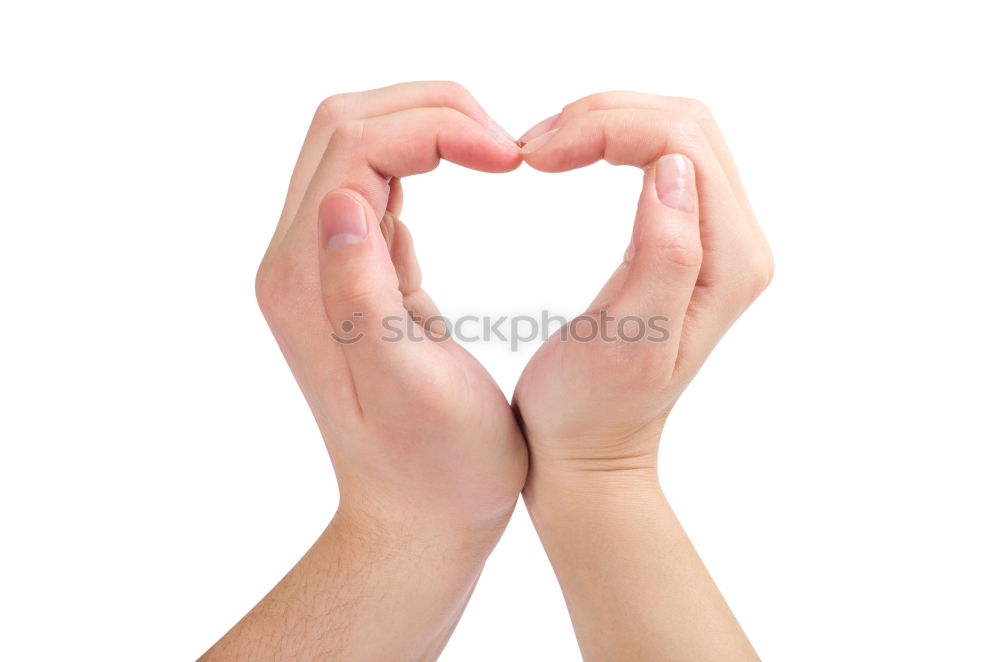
xmin=572 ymin=90 xmax=630 ymax=111
xmin=254 ymin=263 xmax=276 ymax=315
xmin=322 ymin=285 xmax=378 ymax=318
xmin=744 ymin=249 xmax=775 ymax=298
xmin=561 ymin=90 xmax=626 ymax=119
xmin=313 ymin=94 xmax=348 ymax=131
xmin=328 ymin=118 xmax=365 ymax=150
xmin=678 ymin=98 xmax=720 ymax=134
xmin=254 ymin=255 xmax=301 ymax=321
xmin=670 ymin=112 xmax=704 ymax=141
xmin=435 ymin=80 xmax=472 ymax=103
xmin=651 ymin=99 xmax=713 ymax=141
xmin=565 ymin=91 xmax=608 ymax=113
xmin=680 ymin=96 xmax=712 ymax=117
xmin=649 ymin=228 xmax=703 ymax=269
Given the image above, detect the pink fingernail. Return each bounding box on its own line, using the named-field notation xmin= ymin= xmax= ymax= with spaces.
xmin=655 ymin=154 xmax=696 ymax=212
xmin=520 ymin=128 xmax=559 ymax=154
xmin=518 ymin=113 xmax=560 ymax=145
xmin=319 ymin=192 xmax=368 ymax=250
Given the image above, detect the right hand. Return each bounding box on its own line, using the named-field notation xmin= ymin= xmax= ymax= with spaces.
xmin=512 ymin=91 xmax=768 ymax=662
xmin=513 ymin=92 xmax=774 ymax=480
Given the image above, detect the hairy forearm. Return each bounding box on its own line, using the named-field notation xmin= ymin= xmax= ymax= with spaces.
xmin=524 ymin=467 xmax=758 ymax=662
xmin=200 ymin=509 xmax=498 ymax=661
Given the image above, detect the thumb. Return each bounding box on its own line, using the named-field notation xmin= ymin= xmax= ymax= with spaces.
xmin=317 ymin=189 xmax=415 ymax=381
xmin=611 ymin=154 xmax=702 ymax=337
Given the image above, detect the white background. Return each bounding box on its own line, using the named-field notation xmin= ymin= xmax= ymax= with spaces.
xmin=2 ymin=1 xmax=998 ymax=660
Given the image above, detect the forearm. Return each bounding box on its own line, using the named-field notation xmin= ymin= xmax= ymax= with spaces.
xmin=524 ymin=466 xmax=758 ymax=662
xmin=201 ymin=509 xmax=499 ymax=661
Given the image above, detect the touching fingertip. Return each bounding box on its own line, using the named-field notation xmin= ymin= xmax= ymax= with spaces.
xmin=520 ymin=128 xmax=560 ymax=155
xmin=518 ymin=113 xmax=561 ymax=145
xmin=486 ymin=117 xmax=518 ymax=147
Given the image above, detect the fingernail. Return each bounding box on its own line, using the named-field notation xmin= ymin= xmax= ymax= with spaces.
xmin=520 ymin=128 xmax=559 ymax=155
xmin=655 ymin=154 xmax=696 ymax=212
xmin=319 ymin=192 xmax=368 ymax=250
xmin=486 ymin=117 xmax=517 ymax=146
xmin=518 ymin=113 xmax=560 ymax=145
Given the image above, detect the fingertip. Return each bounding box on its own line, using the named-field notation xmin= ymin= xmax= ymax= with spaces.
xmin=520 ymin=128 xmax=560 ymax=156
xmin=496 ymin=148 xmax=525 ymax=173
xmin=518 ymin=123 xmax=600 ymax=173
xmin=517 ymin=113 xmax=561 ymax=144
xmin=654 ymin=154 xmax=697 ymax=214
xmin=318 ymin=190 xmax=370 ymax=252
xmin=518 ymin=131 xmax=569 ymax=172
xmin=487 ymin=117 xmax=518 ymax=145
xmin=499 ymin=148 xmax=525 ymax=172
xmin=482 ymin=117 xmax=523 ymax=170
xmin=446 ymin=122 xmax=523 ymax=172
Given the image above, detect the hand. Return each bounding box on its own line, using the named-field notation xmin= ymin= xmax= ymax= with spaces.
xmin=256 ymin=81 xmax=527 ymax=535
xmin=514 ymin=92 xmax=773 ymax=478
xmin=512 ymin=92 xmax=770 ymax=662
xmin=204 ymin=82 xmax=527 ymax=661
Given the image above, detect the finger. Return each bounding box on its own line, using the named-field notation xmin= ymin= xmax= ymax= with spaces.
xmin=521 ymin=107 xmax=752 ymax=285
xmin=521 ymin=107 xmax=720 ymax=172
xmin=268 ymin=81 xmax=514 ymax=259
xmin=274 ymin=105 xmax=520 ymax=269
xmin=380 ymin=211 xmax=444 ymax=333
xmin=524 ymin=93 xmax=771 ymax=289
xmin=386 ymin=176 xmax=404 ymax=218
xmin=526 ymin=92 xmax=754 ymax=215
xmin=521 ymin=108 xmax=766 ymax=361
xmin=267 ymin=108 xmax=519 ymax=407
xmin=306 ymin=109 xmax=520 ymax=391
xmin=605 ymin=156 xmax=701 ymax=375
xmin=317 ymin=190 xmax=429 ymax=397
xmin=281 ymin=82 xmax=498 ymax=222
xmin=279 ymin=104 xmax=522 ymax=277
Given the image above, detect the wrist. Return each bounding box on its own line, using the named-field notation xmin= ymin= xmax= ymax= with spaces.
xmin=522 ymin=422 xmax=663 ymax=510
xmin=333 ymin=496 xmax=512 ymax=562
xmin=522 ymin=460 xmax=664 ymax=523
xmin=520 ymin=412 xmax=665 ymax=476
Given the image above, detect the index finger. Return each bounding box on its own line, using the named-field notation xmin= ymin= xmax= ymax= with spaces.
xmin=306 ymin=106 xmax=522 ymax=226
xmin=270 ymin=81 xmax=509 ymax=259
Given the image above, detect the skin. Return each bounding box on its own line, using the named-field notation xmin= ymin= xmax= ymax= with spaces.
xmin=203 ymin=82 xmax=529 ymax=661
xmin=202 ymin=83 xmax=772 ymax=661
xmin=515 ymin=93 xmax=772 ymax=661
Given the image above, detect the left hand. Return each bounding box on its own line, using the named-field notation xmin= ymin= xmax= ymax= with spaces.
xmin=255 ymin=82 xmax=528 ymax=537
xmin=205 ymin=82 xmax=530 ymax=662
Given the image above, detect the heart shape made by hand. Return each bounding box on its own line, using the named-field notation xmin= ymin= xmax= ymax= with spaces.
xmin=252 ymin=81 xmax=772 ymax=546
